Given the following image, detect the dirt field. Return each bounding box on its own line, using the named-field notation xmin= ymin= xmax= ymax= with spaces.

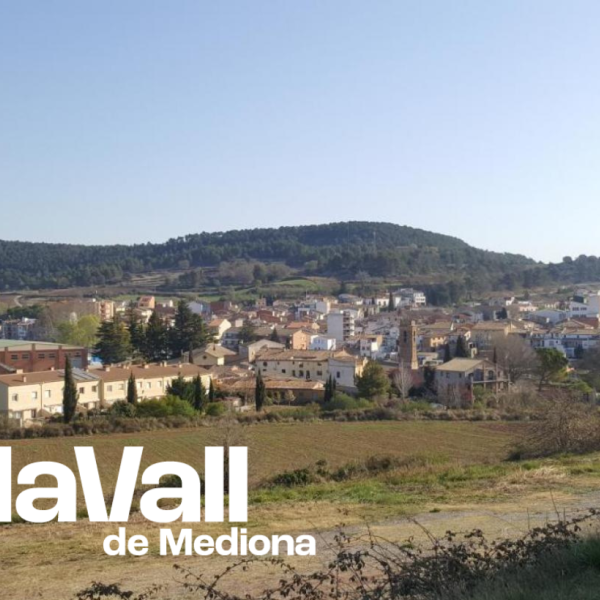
xmin=5 ymin=420 xmax=596 ymax=600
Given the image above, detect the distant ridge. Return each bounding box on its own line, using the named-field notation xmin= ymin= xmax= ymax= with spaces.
xmin=0 ymin=221 xmax=597 ymax=292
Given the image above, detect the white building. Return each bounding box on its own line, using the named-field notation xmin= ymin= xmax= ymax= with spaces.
xmin=309 ymin=334 xmax=337 ymax=351
xmin=327 ymin=310 xmax=357 ymax=344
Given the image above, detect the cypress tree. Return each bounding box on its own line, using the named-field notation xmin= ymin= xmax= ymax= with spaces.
xmin=388 ymin=291 xmax=395 ymax=312
xmin=192 ymin=375 xmax=206 ymax=411
xmin=255 ymin=370 xmax=266 ymax=412
xmin=443 ymin=343 xmax=452 ymax=363
xmin=127 ymin=372 xmax=138 ymax=405
xmin=209 ymin=378 xmax=215 ymax=402
xmin=62 ymin=356 xmax=79 ymax=423
xmin=455 ymin=335 xmax=469 ymax=358
xmin=270 ymin=328 xmax=281 ymax=343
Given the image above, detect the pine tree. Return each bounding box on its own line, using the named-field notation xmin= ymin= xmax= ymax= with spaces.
xmin=143 ymin=311 xmax=169 ymax=362
xmin=167 ymin=374 xmax=193 ymax=401
xmin=255 ymin=370 xmax=266 ymax=412
xmin=355 ymin=361 xmax=390 ymax=399
xmin=192 ymin=375 xmax=206 ymax=411
xmin=95 ymin=317 xmax=132 ymax=365
xmin=62 ymin=356 xmax=79 ymax=423
xmin=126 ymin=304 xmax=146 ymax=358
xmin=169 ymin=300 xmax=210 ymax=357
xmin=239 ymin=319 xmax=256 ymax=344
xmin=127 ymin=372 xmax=138 ymax=405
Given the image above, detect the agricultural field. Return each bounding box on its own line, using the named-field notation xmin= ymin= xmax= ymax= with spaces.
xmin=3 ymin=420 xmax=600 ymax=600
xmin=0 ymin=421 xmax=518 ymax=506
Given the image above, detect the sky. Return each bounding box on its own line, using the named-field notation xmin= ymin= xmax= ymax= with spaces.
xmin=1 ymin=1 xmax=599 ymax=262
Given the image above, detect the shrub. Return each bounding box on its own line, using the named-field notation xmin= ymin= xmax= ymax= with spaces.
xmin=323 ymin=393 xmax=373 ymax=412
xmin=205 ymin=402 xmax=226 ymax=417
xmin=110 ymin=401 xmax=137 ymax=418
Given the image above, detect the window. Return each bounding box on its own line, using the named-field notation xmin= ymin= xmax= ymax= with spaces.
xmin=10 ymin=355 xmax=17 ymax=360
xmin=39 ymin=353 xmax=46 ymax=359
xmin=49 ymin=353 xmax=55 ymax=359
xmin=281 ymin=369 xmax=286 ymax=374
xmin=118 ymin=384 xmax=125 ymax=391
xmin=263 ymin=362 xmax=267 ymax=367
xmin=317 ymin=371 xmax=323 ymax=376
xmin=146 ymin=382 xmax=152 ymax=389
xmin=158 ymin=381 xmax=163 ymax=388
xmin=11 ymin=394 xmax=18 ymax=403
xmin=107 ymin=385 xmax=113 ymax=392
xmin=79 ymin=387 xmax=85 ymax=394
xmin=92 ymin=385 xmax=98 ymax=392
xmin=31 ymin=391 xmax=38 ymax=400
xmin=44 ymin=390 xmax=51 ymax=399
xmin=336 ymin=372 xmax=341 ymax=379
xmin=299 ymin=370 xmax=304 ymax=377
xmin=22 ymin=354 xmax=29 ymax=359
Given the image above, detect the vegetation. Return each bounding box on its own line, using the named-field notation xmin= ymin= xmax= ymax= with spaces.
xmin=3 ymin=222 xmax=600 ymax=299
xmin=62 ymin=356 xmax=79 ymax=424
xmin=126 ymin=373 xmax=137 ymax=405
xmin=255 ymin=370 xmax=266 ymax=412
xmin=355 ymin=360 xmax=391 ymax=399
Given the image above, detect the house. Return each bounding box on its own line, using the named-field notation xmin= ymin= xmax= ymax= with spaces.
xmin=255 ymin=349 xmax=366 ymax=390
xmin=0 ymin=368 xmax=102 ymax=424
xmin=309 ymin=334 xmax=337 ymax=351
xmin=190 ymin=344 xmax=237 ymax=367
xmin=239 ymin=339 xmax=286 ymax=363
xmin=208 ymin=318 xmax=232 ymax=340
xmin=137 ymin=296 xmax=156 ymax=311
xmin=95 ymin=363 xmax=212 ymax=406
xmin=290 ymin=329 xmax=313 ymax=350
xmin=434 ymin=358 xmax=509 ymax=404
xmin=0 ymin=318 xmax=38 ymax=341
xmin=0 ymin=362 xmax=213 ymax=426
xmin=0 ymin=340 xmax=89 ymax=373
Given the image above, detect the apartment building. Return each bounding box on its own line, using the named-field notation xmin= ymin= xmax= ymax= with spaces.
xmin=326 ymin=311 xmax=356 ymax=344
xmin=0 ymin=340 xmax=88 ymax=373
xmin=0 ymin=363 xmax=212 ymax=425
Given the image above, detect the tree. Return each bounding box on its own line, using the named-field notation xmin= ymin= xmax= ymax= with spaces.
xmin=209 ymin=378 xmax=216 ymax=402
xmin=388 ymin=291 xmax=395 ymax=312
xmin=492 ymin=334 xmax=539 ymax=384
xmin=393 ymin=361 xmax=413 ymax=399
xmin=125 ymin=304 xmax=146 ymax=358
xmin=57 ymin=315 xmax=100 ymax=347
xmin=255 ymin=370 xmax=266 ymax=412
xmin=169 ymin=300 xmax=210 ymax=357
xmin=355 ymin=361 xmax=390 ymax=399
xmin=95 ymin=318 xmax=132 ymax=365
xmin=536 ymin=348 xmax=569 ymax=391
xmin=324 ymin=374 xmax=336 ymax=403
xmin=192 ymin=375 xmax=206 ymax=411
xmin=127 ymin=373 xmax=138 ymax=405
xmin=239 ymin=319 xmax=257 ymax=344
xmin=167 ymin=374 xmax=193 ymax=401
xmin=270 ymin=328 xmax=281 ymax=343
xmin=443 ymin=343 xmax=452 ymax=363
xmin=62 ymin=356 xmax=79 ymax=423
xmin=455 ymin=335 xmax=469 ymax=358
xmin=143 ymin=311 xmax=169 ymax=362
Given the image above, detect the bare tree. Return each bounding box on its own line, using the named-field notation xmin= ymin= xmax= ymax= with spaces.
xmin=491 ymin=334 xmax=539 ymax=384
xmin=393 ymin=360 xmax=414 ymax=400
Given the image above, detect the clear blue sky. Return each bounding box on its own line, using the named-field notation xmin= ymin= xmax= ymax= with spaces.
xmin=1 ymin=1 xmax=598 ymax=262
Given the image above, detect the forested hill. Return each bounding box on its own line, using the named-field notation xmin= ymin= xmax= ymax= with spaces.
xmin=0 ymin=221 xmax=597 ymax=292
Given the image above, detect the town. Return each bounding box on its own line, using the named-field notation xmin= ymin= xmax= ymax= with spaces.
xmin=1 ymin=282 xmax=598 ymax=425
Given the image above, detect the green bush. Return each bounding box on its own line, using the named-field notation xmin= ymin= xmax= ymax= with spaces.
xmin=205 ymin=402 xmax=227 ymax=417
xmin=110 ymin=401 xmax=137 ymax=418
xmin=322 ymin=393 xmax=373 ymax=412
xmin=136 ymin=395 xmax=196 ymax=418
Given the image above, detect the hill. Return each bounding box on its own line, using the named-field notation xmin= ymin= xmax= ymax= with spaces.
xmin=0 ymin=221 xmax=597 ymax=294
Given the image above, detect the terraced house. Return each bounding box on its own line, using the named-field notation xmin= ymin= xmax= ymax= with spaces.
xmin=0 ymin=363 xmax=212 ymax=425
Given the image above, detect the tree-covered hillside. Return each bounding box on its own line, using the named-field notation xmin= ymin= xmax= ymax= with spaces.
xmin=0 ymin=221 xmax=597 ymax=292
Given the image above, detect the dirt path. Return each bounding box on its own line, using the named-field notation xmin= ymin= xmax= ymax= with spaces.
xmin=1 ymin=487 xmax=599 ymax=600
